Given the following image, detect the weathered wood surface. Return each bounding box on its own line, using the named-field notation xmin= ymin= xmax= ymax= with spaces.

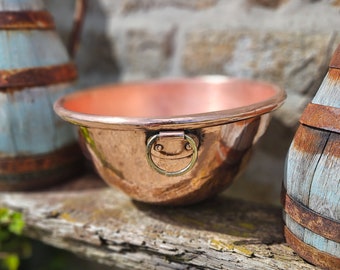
xmin=0 ymin=0 xmax=85 ymax=189
xmin=0 ymin=173 xmax=320 ymax=270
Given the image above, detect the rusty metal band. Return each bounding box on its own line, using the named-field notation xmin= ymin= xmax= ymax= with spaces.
xmin=68 ymin=0 xmax=87 ymax=58
xmin=300 ymin=103 xmax=340 ymax=133
xmin=0 ymin=144 xmax=82 ymax=174
xmin=0 ymin=160 xmax=83 ymax=191
xmin=329 ymin=44 xmax=340 ymax=69
xmin=282 ymin=190 xmax=340 ymax=242
xmin=284 ymin=226 xmax=340 ymax=270
xmin=0 ymin=63 xmax=77 ymax=90
xmin=0 ymin=11 xmax=55 ymax=30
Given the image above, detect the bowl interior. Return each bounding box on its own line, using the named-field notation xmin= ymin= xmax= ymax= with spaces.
xmin=62 ymin=77 xmax=280 ymax=118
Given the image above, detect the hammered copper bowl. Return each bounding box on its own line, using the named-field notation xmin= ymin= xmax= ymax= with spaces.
xmin=54 ymin=76 xmax=286 ymax=205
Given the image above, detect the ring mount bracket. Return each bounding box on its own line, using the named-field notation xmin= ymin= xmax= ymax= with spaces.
xmin=146 ymin=131 xmax=198 ymax=177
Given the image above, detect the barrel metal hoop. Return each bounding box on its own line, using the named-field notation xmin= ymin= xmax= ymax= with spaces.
xmin=0 ymin=63 xmax=77 ymax=90
xmin=329 ymin=44 xmax=340 ymax=69
xmin=0 ymin=144 xmax=82 ymax=174
xmin=284 ymin=226 xmax=340 ymax=270
xmin=0 ymin=11 xmax=55 ymax=30
xmin=282 ymin=190 xmax=340 ymax=242
xmin=300 ymin=103 xmax=340 ymax=133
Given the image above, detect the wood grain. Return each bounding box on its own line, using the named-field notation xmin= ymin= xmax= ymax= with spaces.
xmin=284 ymin=125 xmax=329 ymax=206
xmin=283 ymin=45 xmax=340 ymax=269
xmin=0 ymin=174 xmax=320 ymax=270
xmin=0 ymin=1 xmax=82 ymax=189
xmin=313 ymin=68 xmax=340 ymax=107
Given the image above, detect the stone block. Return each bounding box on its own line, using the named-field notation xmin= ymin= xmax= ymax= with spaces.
xmin=246 ymin=0 xmax=288 ymax=9
xmin=121 ymin=0 xmax=219 ymax=14
xmin=76 ymin=31 xmax=119 ymax=87
xmin=45 ymin=0 xmax=120 ymax=87
xmin=182 ymin=29 xmax=337 ymax=126
xmin=113 ymin=26 xmax=177 ymax=81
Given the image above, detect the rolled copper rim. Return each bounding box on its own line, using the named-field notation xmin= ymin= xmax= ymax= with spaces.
xmin=54 ymin=76 xmax=286 ymax=131
xmin=300 ymin=103 xmax=340 ymax=133
xmin=284 ymin=226 xmax=340 ymax=269
xmin=0 ymin=63 xmax=77 ymax=90
xmin=0 ymin=144 xmax=82 ymax=174
xmin=282 ymin=190 xmax=340 ymax=242
xmin=0 ymin=11 xmax=55 ymax=30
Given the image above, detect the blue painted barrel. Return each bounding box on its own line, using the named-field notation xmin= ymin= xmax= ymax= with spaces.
xmin=283 ymin=45 xmax=340 ymax=269
xmin=0 ymin=0 xmax=85 ymax=190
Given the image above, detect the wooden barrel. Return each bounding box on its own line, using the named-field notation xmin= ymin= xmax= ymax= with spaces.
xmin=283 ymin=44 xmax=340 ymax=269
xmin=0 ymin=0 xmax=86 ymax=190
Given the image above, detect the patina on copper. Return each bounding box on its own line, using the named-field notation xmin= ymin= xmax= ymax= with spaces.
xmin=0 ymin=63 xmax=77 ymax=90
xmin=0 ymin=11 xmax=55 ymax=29
xmin=300 ymin=103 xmax=340 ymax=133
xmin=284 ymin=226 xmax=340 ymax=270
xmin=282 ymin=190 xmax=340 ymax=242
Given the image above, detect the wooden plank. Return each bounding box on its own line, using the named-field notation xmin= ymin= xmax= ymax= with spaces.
xmin=284 ymin=127 xmax=340 ymax=259
xmin=313 ymin=68 xmax=340 ymax=108
xmin=0 ymin=84 xmax=77 ymax=155
xmin=283 ymin=213 xmax=340 ymax=258
xmin=0 ymin=0 xmax=45 ymax=11
xmin=0 ymin=31 xmax=69 ymax=70
xmin=0 ymin=173 xmax=320 ymax=270
xmin=284 ymin=125 xmax=329 ymax=205
xmin=283 ymin=44 xmax=340 ymax=267
xmin=309 ymin=132 xmax=340 ymax=220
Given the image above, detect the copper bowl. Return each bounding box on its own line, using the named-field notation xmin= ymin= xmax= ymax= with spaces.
xmin=54 ymin=76 xmax=286 ymax=205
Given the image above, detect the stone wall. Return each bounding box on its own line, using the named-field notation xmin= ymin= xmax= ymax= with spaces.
xmin=46 ymin=0 xmax=340 ymax=205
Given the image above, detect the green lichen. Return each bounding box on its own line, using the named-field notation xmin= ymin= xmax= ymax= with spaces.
xmin=209 ymin=239 xmax=254 ymax=257
xmin=79 ymin=126 xmax=96 ymax=148
xmin=79 ymin=127 xmax=124 ymax=179
xmin=233 ymin=245 xmax=254 ymax=257
xmin=238 ymin=222 xmax=256 ymax=230
xmin=59 ymin=213 xmax=77 ymax=223
xmin=209 ymin=239 xmax=234 ymax=251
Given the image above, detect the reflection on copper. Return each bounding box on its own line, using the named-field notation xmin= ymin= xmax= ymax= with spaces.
xmin=55 ymin=76 xmax=286 ymax=205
